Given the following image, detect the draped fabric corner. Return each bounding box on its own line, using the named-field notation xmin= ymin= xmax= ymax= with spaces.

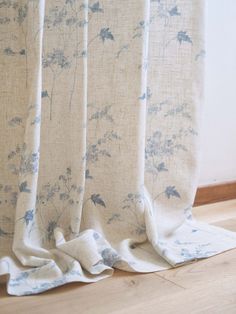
xmin=1 ymin=0 xmax=236 ymax=296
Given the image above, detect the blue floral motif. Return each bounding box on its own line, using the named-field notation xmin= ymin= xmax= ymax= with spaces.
xmin=89 ymin=105 xmax=114 ymax=123
xmin=85 ymin=131 xmax=121 ymax=164
xmin=107 ymin=193 xmax=146 ymax=236
xmin=0 ymin=2 xmax=29 ymax=86
xmin=42 ymin=48 xmax=71 ymax=120
xmin=31 ymin=116 xmax=41 ymax=125
xmin=91 ymin=194 xmax=106 ymax=207
xmin=8 ymin=116 xmax=23 ymax=127
xmin=101 ymin=248 xmax=120 ymax=267
xmin=85 ymin=169 xmax=93 ymax=180
xmin=16 ymin=4 xmax=28 ymax=25
xmin=43 ymin=49 xmax=70 ymax=69
xmin=7 ymin=144 xmax=39 ymax=176
xmin=19 ymin=181 xmax=31 ymax=193
xmin=0 ymin=184 xmax=18 ymax=209
xmin=164 ymin=103 xmax=192 ymax=120
xmin=0 ymin=17 xmax=10 ymax=24
xmin=99 ymin=28 xmax=114 ymax=42
xmin=89 ymin=2 xmax=103 ymax=13
xmin=180 ymin=245 xmax=217 ymax=261
xmin=168 ymin=6 xmax=181 ymax=16
xmin=107 ymin=213 xmax=121 ymax=224
xmin=18 ymin=209 xmax=34 ymax=226
xmin=116 ymin=18 xmax=148 ymax=58
xmin=3 ymin=47 xmax=15 ymax=55
xmin=177 ymin=31 xmax=192 ymax=44
xmin=93 ymin=232 xmax=100 ymax=240
xmin=36 ymin=168 xmax=83 ymax=243
xmin=195 ymin=49 xmax=206 ymax=61
xmin=10 ymin=272 xmax=29 ymax=287
xmin=46 ymin=220 xmax=57 ymax=241
xmin=0 ymin=227 xmax=13 ymax=238
xmin=41 ymin=90 xmax=49 ymax=98
xmin=164 ymin=186 xmax=181 ymax=199
xmin=139 ymin=87 xmax=152 ymax=101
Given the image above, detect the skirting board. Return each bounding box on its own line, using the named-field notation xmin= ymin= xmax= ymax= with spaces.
xmin=194 ymin=181 xmax=236 ymax=207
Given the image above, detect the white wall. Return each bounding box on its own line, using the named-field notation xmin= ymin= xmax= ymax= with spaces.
xmin=198 ymin=0 xmax=236 ymax=186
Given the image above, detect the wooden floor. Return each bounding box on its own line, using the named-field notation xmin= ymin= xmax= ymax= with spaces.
xmin=1 ymin=199 xmax=236 ymax=314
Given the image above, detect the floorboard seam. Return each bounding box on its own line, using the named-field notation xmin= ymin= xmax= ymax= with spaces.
xmin=153 ymin=273 xmax=186 ymax=290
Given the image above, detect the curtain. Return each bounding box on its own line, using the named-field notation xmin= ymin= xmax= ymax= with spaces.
xmin=1 ymin=0 xmax=236 ymax=296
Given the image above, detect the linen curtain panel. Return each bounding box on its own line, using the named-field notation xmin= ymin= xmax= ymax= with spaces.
xmin=1 ymin=0 xmax=236 ymax=296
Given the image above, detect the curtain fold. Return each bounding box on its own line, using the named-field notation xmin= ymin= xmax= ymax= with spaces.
xmin=1 ymin=0 xmax=236 ymax=296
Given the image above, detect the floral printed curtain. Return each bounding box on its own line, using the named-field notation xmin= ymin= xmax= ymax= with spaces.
xmin=1 ymin=0 xmax=236 ymax=296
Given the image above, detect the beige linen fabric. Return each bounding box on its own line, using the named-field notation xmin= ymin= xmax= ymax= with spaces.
xmin=1 ymin=0 xmax=236 ymax=296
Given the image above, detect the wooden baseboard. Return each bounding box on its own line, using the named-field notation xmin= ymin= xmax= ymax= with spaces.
xmin=194 ymin=181 xmax=236 ymax=207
